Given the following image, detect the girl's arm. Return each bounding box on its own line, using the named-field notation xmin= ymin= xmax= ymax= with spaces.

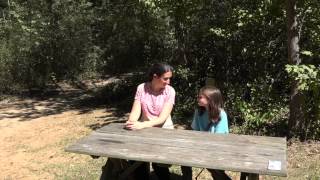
xmin=191 ymin=109 xmax=199 ymax=131
xmin=214 ymin=111 xmax=229 ymax=134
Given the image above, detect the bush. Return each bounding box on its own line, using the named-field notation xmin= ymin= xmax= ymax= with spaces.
xmin=286 ymin=64 xmax=320 ymax=139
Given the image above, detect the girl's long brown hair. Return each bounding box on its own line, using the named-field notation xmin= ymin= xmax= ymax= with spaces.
xmin=198 ymin=86 xmax=224 ymax=123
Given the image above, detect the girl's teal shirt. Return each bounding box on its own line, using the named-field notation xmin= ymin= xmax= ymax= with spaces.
xmin=191 ymin=109 xmax=229 ymax=134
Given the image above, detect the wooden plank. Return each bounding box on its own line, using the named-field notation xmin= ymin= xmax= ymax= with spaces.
xmin=94 ymin=130 xmax=285 ymax=154
xmin=97 ymin=123 xmax=286 ymax=147
xmin=66 ymin=133 xmax=286 ymax=176
xmin=87 ymin=132 xmax=285 ymax=161
xmin=96 ymin=124 xmax=286 ymax=163
xmin=66 ymin=123 xmax=287 ymax=177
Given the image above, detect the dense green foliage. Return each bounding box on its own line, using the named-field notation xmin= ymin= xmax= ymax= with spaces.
xmin=286 ymin=64 xmax=320 ymax=139
xmin=0 ymin=0 xmax=319 ymax=139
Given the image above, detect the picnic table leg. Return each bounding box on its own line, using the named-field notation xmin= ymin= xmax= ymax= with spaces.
xmin=118 ymin=161 xmax=143 ymax=180
xmin=100 ymin=158 xmax=146 ymax=180
xmin=240 ymin=172 xmax=248 ymax=180
xmin=100 ymin=158 xmax=130 ymax=180
xmin=248 ymin=174 xmax=259 ymax=180
xmin=240 ymin=172 xmax=259 ymax=180
xmin=100 ymin=158 xmax=114 ymax=180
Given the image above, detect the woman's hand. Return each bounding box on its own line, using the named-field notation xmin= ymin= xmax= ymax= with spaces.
xmin=125 ymin=120 xmax=146 ymax=130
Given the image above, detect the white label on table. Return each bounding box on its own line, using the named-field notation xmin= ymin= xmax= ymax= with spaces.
xmin=268 ymin=160 xmax=282 ymax=170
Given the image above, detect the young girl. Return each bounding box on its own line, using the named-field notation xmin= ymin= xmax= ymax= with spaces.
xmin=192 ymin=86 xmax=228 ymax=133
xmin=182 ymin=86 xmax=231 ymax=180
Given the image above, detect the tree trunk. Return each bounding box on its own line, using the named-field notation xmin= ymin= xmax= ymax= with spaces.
xmin=0 ymin=0 xmax=8 ymax=8
xmin=286 ymin=0 xmax=305 ymax=139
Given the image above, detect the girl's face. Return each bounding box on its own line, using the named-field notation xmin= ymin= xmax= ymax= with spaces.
xmin=153 ymin=71 xmax=172 ymax=88
xmin=197 ymin=93 xmax=209 ymax=108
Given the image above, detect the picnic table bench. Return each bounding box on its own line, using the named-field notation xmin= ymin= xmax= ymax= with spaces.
xmin=65 ymin=123 xmax=287 ymax=180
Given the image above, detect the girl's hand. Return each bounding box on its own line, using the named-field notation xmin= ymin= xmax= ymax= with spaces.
xmin=125 ymin=121 xmax=145 ymax=130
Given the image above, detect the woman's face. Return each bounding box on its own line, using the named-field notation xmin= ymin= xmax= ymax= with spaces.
xmin=153 ymin=71 xmax=172 ymax=88
xmin=197 ymin=93 xmax=209 ymax=107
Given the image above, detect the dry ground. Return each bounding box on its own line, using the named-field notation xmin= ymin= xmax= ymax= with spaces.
xmin=0 ymin=81 xmax=319 ymax=180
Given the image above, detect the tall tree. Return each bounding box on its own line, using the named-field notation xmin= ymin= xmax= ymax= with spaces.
xmin=286 ymin=0 xmax=305 ymax=138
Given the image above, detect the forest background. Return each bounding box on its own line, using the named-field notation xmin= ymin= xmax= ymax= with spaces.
xmin=0 ymin=0 xmax=319 ymax=140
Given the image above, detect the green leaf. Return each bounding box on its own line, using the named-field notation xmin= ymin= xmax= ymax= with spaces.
xmin=301 ymin=50 xmax=313 ymax=56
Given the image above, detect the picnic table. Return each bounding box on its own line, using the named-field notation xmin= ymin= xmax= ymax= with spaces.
xmin=65 ymin=123 xmax=287 ymax=180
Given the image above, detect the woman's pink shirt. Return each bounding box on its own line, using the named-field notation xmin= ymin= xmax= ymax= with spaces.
xmin=134 ymin=83 xmax=175 ymax=120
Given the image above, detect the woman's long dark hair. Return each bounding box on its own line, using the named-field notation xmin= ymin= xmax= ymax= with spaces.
xmin=147 ymin=63 xmax=173 ymax=82
xmin=198 ymin=86 xmax=224 ymax=123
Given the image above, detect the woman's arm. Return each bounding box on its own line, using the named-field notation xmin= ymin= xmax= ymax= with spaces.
xmin=126 ymin=102 xmax=173 ymax=130
xmin=127 ymin=100 xmax=141 ymax=122
xmin=142 ymin=102 xmax=173 ymax=128
xmin=125 ymin=100 xmax=141 ymax=130
xmin=126 ymin=85 xmax=175 ymax=130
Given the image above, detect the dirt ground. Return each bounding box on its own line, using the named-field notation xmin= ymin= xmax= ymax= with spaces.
xmin=0 ymin=81 xmax=319 ymax=180
xmin=0 ymin=81 xmax=127 ymax=180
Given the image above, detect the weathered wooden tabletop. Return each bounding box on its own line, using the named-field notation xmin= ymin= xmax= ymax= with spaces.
xmin=65 ymin=123 xmax=287 ymax=176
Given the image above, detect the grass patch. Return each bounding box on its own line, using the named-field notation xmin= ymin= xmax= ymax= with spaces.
xmin=44 ymin=157 xmax=108 ymax=180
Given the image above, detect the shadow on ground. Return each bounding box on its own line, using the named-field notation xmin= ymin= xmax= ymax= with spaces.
xmin=0 ymin=77 xmax=133 ymax=126
xmin=87 ymin=112 xmax=128 ymax=130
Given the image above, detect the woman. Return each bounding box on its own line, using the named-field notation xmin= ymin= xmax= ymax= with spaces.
xmin=125 ymin=63 xmax=175 ymax=130
xmin=125 ymin=63 xmax=175 ymax=180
